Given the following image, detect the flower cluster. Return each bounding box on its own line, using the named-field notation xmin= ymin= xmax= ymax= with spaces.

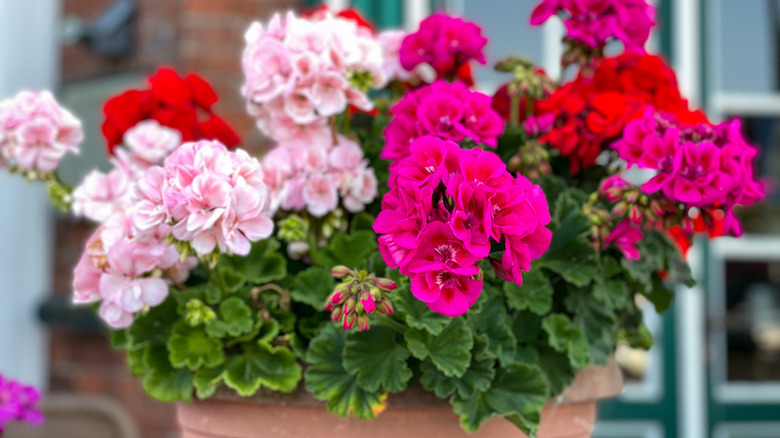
xmin=399 ymin=13 xmax=487 ymax=80
xmin=530 ymin=0 xmax=655 ymax=53
xmin=72 ymin=213 xmax=196 ymax=328
xmin=375 ymin=136 xmax=551 ymax=316
xmin=612 ymin=112 xmax=764 ymax=236
xmin=241 ymin=11 xmax=385 ymax=146
xmin=326 ymin=266 xmax=396 ymax=331
xmin=72 ymin=121 xmax=182 ymax=223
xmin=381 ymin=81 xmax=504 ymax=161
xmin=102 ymin=68 xmax=240 ymax=155
xmin=534 ymin=53 xmax=701 ymax=173
xmin=261 ymin=136 xmax=377 ymax=217
xmin=0 ymin=374 xmax=43 ymax=432
xmin=0 ymin=91 xmax=82 ymax=176
xmin=378 ymin=30 xmax=435 ymax=84
xmin=133 ymin=140 xmax=274 ymax=256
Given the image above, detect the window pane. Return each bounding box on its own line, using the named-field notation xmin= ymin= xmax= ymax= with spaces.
xmin=713 ymin=0 xmax=779 ymax=93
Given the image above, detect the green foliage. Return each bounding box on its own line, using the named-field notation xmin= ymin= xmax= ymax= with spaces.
xmin=452 ymin=365 xmax=548 ymax=436
xmin=141 ymin=346 xmax=193 ymax=402
xmin=343 ymin=326 xmax=412 ymax=392
xmin=205 ymin=297 xmax=254 ymax=338
xmin=317 ymin=231 xmax=377 ymax=270
xmin=394 ymin=289 xmax=450 ymax=335
xmin=503 ymin=269 xmax=553 ymax=315
xmin=290 ymin=266 xmax=335 ymax=310
xmin=467 ymin=291 xmax=517 ymax=367
xmin=168 ymin=322 xmax=225 ymax=370
xmin=542 ymin=314 xmax=589 ymax=370
xmin=222 ymin=239 xmax=287 ymax=285
xmin=420 ymin=358 xmax=495 ymax=399
xmin=224 ymin=342 xmax=301 ymax=395
xmin=406 ymin=318 xmax=474 ymax=378
xmin=305 ymin=325 xmax=386 ymax=419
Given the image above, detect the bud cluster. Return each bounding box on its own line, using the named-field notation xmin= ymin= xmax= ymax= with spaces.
xmin=562 ymin=39 xmax=604 ymax=76
xmin=325 ymin=266 xmax=397 ymax=331
xmin=495 ymin=57 xmax=555 ymax=100
xmin=600 ymin=176 xmax=679 ymax=230
xmin=507 ymin=138 xmax=552 ymax=181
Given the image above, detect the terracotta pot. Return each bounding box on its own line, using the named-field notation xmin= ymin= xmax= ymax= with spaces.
xmin=177 ymin=359 xmax=623 ymax=438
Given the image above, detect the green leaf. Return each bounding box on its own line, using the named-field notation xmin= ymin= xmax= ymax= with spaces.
xmin=193 ymin=366 xmax=225 ymax=399
xmin=110 ymin=329 xmax=130 ymax=349
xmin=343 ymin=326 xmax=412 ymax=393
xmin=167 ymin=322 xmax=225 ymax=371
xmin=224 ymin=342 xmax=301 ymax=395
xmin=305 ymin=325 xmax=386 ymax=419
xmin=317 ymin=231 xmax=377 ymax=270
xmin=206 ymin=297 xmax=254 ymax=338
xmin=126 ymin=346 xmax=148 ymax=376
xmin=406 ymin=318 xmax=473 ymax=378
xmin=644 ymin=274 xmax=674 ymax=313
xmin=538 ymin=346 xmax=575 ymax=396
xmin=349 ymin=212 xmax=376 ymax=233
xmin=452 ymin=365 xmax=548 ymax=435
xmin=420 ymin=358 xmax=495 ymax=399
xmin=503 ymin=269 xmax=553 ymax=315
xmin=141 ymin=345 xmax=193 ymax=402
xmin=593 ymin=280 xmax=631 ymax=310
xmin=511 ymin=311 xmax=542 ymax=344
xmin=467 ymin=292 xmax=517 ymax=366
xmin=222 ymin=238 xmax=287 ymax=285
xmin=128 ymin=297 xmax=178 ymax=347
xmin=394 ymin=289 xmax=450 ymax=335
xmin=565 ymin=289 xmax=617 ymax=365
xmin=290 ymin=266 xmax=335 ymax=311
xmin=542 ymin=314 xmax=590 ymax=370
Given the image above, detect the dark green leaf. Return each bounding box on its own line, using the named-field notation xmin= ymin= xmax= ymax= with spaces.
xmin=222 ymin=238 xmax=287 ymax=285
xmin=343 ymin=326 xmax=412 ymax=393
xmin=290 ymin=266 xmax=335 ymax=310
xmin=406 ymin=318 xmax=473 ymax=378
xmin=141 ymin=345 xmax=193 ymax=402
xmin=305 ymin=325 xmax=386 ymax=419
xmin=394 ymin=289 xmax=450 ymax=335
xmin=349 ymin=212 xmax=376 ymax=233
xmin=538 ymin=346 xmax=576 ymax=396
xmin=206 ymin=297 xmax=254 ymax=338
xmin=565 ymin=290 xmax=616 ymax=365
xmin=193 ymin=366 xmax=225 ymax=399
xmin=129 ymin=298 xmax=178 ymax=347
xmin=542 ymin=314 xmax=589 ymax=370
xmin=167 ymin=322 xmax=225 ymax=370
xmin=420 ymin=358 xmax=495 ymax=399
xmin=452 ymin=365 xmax=548 ymax=435
xmin=593 ymin=280 xmax=631 ymax=310
xmin=503 ymin=269 xmax=553 ymax=315
xmin=467 ymin=292 xmax=517 ymax=366
xmin=224 ymin=342 xmax=301 ymax=395
xmin=317 ymin=231 xmax=377 ymax=271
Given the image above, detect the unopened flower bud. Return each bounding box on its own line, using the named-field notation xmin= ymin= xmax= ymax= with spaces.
xmin=331 ymin=306 xmax=343 ymax=321
xmin=374 ymin=278 xmax=397 ymax=291
xmin=343 ymin=296 xmax=357 ymax=315
xmin=324 ymin=291 xmax=343 ymax=310
xmin=331 ymin=265 xmax=351 ymax=279
xmin=629 ymin=205 xmax=643 ymax=223
xmin=360 ymin=290 xmax=376 ymax=314
xmin=343 ymin=312 xmax=357 ymax=330
xmin=377 ymin=297 xmax=394 ymax=315
xmin=613 ymin=201 xmax=628 ymax=217
xmin=357 ymin=314 xmax=370 ymax=331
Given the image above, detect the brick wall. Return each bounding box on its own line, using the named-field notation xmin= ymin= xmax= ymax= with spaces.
xmin=52 ymin=1 xmax=304 ymax=437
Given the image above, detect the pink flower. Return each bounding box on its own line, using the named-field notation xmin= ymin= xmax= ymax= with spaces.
xmin=122 ymin=120 xmax=181 ymax=165
xmin=0 ymin=374 xmax=44 ymax=431
xmin=303 ymin=173 xmax=338 ymax=217
xmin=399 ymin=13 xmax=487 ymax=80
xmin=220 ymin=181 xmax=274 ymax=255
xmin=0 ymin=91 xmax=82 ymax=175
xmin=382 ymin=81 xmax=504 ymax=161
xmin=72 ymin=167 xmax=134 ymax=222
xmin=605 ymin=220 xmax=643 ymax=262
xmin=410 ymin=269 xmax=482 ymax=317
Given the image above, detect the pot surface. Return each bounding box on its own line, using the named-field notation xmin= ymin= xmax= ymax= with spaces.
xmin=177 ymin=399 xmax=596 ymax=438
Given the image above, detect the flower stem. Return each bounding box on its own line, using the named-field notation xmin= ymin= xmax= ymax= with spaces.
xmin=510 ymin=93 xmax=520 ymax=129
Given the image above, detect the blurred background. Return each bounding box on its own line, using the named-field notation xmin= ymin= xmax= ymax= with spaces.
xmin=0 ymin=0 xmax=778 ymax=437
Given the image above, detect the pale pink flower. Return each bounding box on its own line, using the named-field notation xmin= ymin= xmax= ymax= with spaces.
xmin=304 ymin=173 xmax=338 ymax=217
xmin=122 ymin=120 xmax=181 ymax=165
xmin=219 ymin=181 xmax=274 ymax=255
xmin=72 ymin=167 xmax=133 ymax=222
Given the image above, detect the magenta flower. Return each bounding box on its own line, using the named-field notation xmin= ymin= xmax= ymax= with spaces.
xmin=375 ymin=137 xmax=551 ymax=316
xmin=381 ymin=81 xmax=504 ymax=161
xmin=530 ymin=0 xmax=655 ymax=52
xmin=0 ymin=374 xmax=44 ymax=432
xmin=605 ymin=220 xmax=643 ymax=262
xmin=399 ymin=13 xmax=487 ymax=80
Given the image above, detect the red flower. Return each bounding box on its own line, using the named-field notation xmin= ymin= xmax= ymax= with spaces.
xmin=533 ymin=53 xmax=706 ymax=173
xmin=101 ymin=67 xmax=240 ymax=155
xmin=303 ymin=6 xmax=375 ymax=33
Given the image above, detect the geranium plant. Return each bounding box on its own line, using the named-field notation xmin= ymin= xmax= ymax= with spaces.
xmin=0 ymin=3 xmax=764 ymax=437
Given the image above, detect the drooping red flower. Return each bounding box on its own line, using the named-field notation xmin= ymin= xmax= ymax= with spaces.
xmin=101 ymin=67 xmax=240 ymax=155
xmin=303 ymin=5 xmax=375 ymax=33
